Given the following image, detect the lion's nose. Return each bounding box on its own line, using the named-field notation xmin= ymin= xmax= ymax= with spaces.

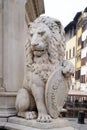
xmin=31 ymin=42 xmax=39 ymax=46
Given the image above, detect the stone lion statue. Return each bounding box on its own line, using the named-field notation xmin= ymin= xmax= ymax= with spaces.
xmin=15 ymin=16 xmax=74 ymax=123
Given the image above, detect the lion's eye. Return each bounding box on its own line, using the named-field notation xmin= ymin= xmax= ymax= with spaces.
xmin=30 ymin=33 xmax=33 ymax=37
xmin=38 ymin=31 xmax=45 ymax=36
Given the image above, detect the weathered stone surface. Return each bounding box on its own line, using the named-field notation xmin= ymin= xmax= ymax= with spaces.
xmin=0 ymin=0 xmax=27 ymax=119
xmin=15 ymin=16 xmax=74 ymax=125
xmin=3 ymin=0 xmax=25 ymax=91
xmin=1 ymin=122 xmax=77 ymax=130
xmin=0 ymin=0 xmax=3 ymax=91
xmin=0 ymin=117 xmax=7 ymax=122
xmin=0 ymin=92 xmax=17 ymax=117
xmin=0 ymin=117 xmax=78 ymax=130
xmin=25 ymin=0 xmax=45 ymax=23
xmin=45 ymin=67 xmax=69 ymax=118
xmin=8 ymin=117 xmax=69 ymax=129
xmin=0 ymin=0 xmax=45 ymax=126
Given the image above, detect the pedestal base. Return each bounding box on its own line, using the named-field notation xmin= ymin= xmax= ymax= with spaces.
xmin=5 ymin=124 xmax=76 ymax=130
xmin=8 ymin=117 xmax=70 ymax=129
xmin=0 ymin=92 xmax=17 ymax=117
xmin=0 ymin=122 xmax=77 ymax=130
xmin=0 ymin=116 xmax=78 ymax=130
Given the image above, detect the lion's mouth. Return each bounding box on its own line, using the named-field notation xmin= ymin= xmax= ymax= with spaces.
xmin=33 ymin=50 xmax=45 ymax=56
xmin=31 ymin=46 xmax=44 ymax=51
xmin=31 ymin=46 xmax=45 ymax=52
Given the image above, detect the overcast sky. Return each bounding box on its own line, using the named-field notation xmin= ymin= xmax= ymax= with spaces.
xmin=44 ymin=0 xmax=87 ymax=27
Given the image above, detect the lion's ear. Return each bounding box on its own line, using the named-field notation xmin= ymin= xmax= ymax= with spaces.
xmin=54 ymin=20 xmax=65 ymax=35
xmin=54 ymin=20 xmax=61 ymax=27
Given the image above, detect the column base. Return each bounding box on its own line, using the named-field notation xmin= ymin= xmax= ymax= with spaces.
xmin=0 ymin=92 xmax=17 ymax=117
xmin=0 ymin=78 xmax=5 ymax=92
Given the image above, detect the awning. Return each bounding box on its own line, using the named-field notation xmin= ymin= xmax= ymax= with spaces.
xmin=68 ymin=90 xmax=87 ymax=97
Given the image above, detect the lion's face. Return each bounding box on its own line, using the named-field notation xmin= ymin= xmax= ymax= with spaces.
xmin=28 ymin=16 xmax=65 ymax=63
xmin=29 ymin=23 xmax=51 ymax=56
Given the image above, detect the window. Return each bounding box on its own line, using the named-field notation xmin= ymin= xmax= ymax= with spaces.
xmin=73 ymin=47 xmax=75 ymax=57
xmin=85 ymin=72 xmax=87 ymax=83
xmin=66 ymin=51 xmax=68 ymax=59
xmin=75 ymin=70 xmax=80 ymax=80
xmin=85 ymin=36 xmax=87 ymax=44
xmin=82 ymin=41 xmax=85 ymax=49
xmin=69 ymin=49 xmax=71 ymax=59
xmin=81 ymin=57 xmax=86 ymax=66
xmin=80 ymin=75 xmax=85 ymax=83
xmin=78 ymin=36 xmax=81 ymax=46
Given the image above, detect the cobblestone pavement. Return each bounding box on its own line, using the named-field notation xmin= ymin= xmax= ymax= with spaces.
xmin=66 ymin=118 xmax=87 ymax=130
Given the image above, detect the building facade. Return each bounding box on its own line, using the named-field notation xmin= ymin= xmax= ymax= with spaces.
xmin=79 ymin=11 xmax=87 ymax=91
xmin=65 ymin=7 xmax=87 ymax=91
xmin=65 ymin=36 xmax=76 ymax=89
xmin=81 ymin=30 xmax=87 ymax=91
xmin=65 ymin=19 xmax=77 ymax=90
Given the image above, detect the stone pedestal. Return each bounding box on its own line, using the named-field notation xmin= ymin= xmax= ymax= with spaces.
xmin=0 ymin=116 xmax=77 ymax=130
xmin=8 ymin=117 xmax=70 ymax=129
xmin=5 ymin=125 xmax=77 ymax=130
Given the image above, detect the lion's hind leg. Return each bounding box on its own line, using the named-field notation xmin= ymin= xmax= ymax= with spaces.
xmin=15 ymin=88 xmax=37 ymax=120
xmin=15 ymin=88 xmax=30 ymax=112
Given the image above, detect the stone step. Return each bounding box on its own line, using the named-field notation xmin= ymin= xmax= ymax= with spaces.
xmin=8 ymin=116 xmax=70 ymax=129
xmin=0 ymin=120 xmax=77 ymax=130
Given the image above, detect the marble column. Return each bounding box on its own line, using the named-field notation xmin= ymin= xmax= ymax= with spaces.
xmin=0 ymin=0 xmax=26 ymax=117
xmin=3 ymin=0 xmax=26 ymax=92
xmin=0 ymin=0 xmax=4 ymax=91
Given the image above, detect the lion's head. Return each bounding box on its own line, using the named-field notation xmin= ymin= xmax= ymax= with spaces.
xmin=29 ymin=23 xmax=51 ymax=57
xmin=26 ymin=16 xmax=65 ymax=64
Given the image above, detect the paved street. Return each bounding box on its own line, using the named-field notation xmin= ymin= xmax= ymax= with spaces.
xmin=66 ymin=118 xmax=87 ymax=130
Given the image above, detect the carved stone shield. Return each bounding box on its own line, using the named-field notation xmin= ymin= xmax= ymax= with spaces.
xmin=45 ymin=67 xmax=69 ymax=119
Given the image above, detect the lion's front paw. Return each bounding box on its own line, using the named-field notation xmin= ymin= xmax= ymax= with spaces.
xmin=37 ymin=113 xmax=52 ymax=123
xmin=62 ymin=60 xmax=74 ymax=78
xmin=25 ymin=111 xmax=37 ymax=120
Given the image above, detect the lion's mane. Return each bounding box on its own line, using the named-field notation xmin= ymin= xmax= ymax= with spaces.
xmin=25 ymin=16 xmax=66 ymax=83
